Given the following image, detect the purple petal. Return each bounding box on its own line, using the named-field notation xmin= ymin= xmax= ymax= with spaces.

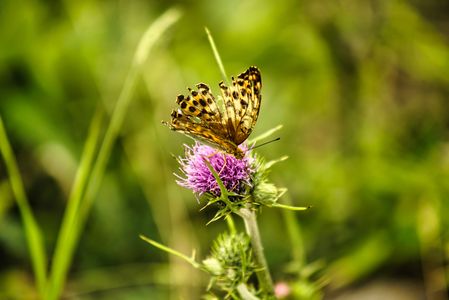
xmin=176 ymin=143 xmax=254 ymax=196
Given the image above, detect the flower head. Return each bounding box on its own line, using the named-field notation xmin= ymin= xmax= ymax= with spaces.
xmin=176 ymin=142 xmax=254 ymax=196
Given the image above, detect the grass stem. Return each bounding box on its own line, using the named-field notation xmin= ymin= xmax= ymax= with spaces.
xmin=45 ymin=8 xmax=182 ymax=300
xmin=205 ymin=27 xmax=229 ymax=84
xmin=0 ymin=116 xmax=47 ymax=297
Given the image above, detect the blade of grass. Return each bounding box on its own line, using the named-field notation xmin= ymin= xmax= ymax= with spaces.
xmin=77 ymin=6 xmax=182 ymax=234
xmin=205 ymin=27 xmax=229 ymax=84
xmin=0 ymin=116 xmax=47 ymax=297
xmin=281 ymin=196 xmax=306 ymax=268
xmin=247 ymin=124 xmax=283 ymax=145
xmin=45 ymin=8 xmax=182 ymax=300
xmin=45 ymin=107 xmax=104 ymax=300
xmin=81 ymin=6 xmax=182 ymax=215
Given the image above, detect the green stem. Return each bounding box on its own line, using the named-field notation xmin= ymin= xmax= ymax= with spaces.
xmin=205 ymin=27 xmax=229 ymax=84
xmin=0 ymin=116 xmax=47 ymax=297
xmin=271 ymin=203 xmax=310 ymax=211
xmin=44 ymin=8 xmax=182 ymax=300
xmin=281 ymin=194 xmax=307 ymax=270
xmin=248 ymin=124 xmax=283 ymax=145
xmin=238 ymin=207 xmax=274 ymax=296
xmin=282 ymin=208 xmax=305 ymax=268
xmin=140 ymin=235 xmax=200 ymax=269
xmin=225 ymin=215 xmax=237 ymax=235
xmin=45 ymin=107 xmax=103 ymax=300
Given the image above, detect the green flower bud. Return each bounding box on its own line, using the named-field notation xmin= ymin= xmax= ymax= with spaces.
xmin=252 ymin=181 xmax=286 ymax=206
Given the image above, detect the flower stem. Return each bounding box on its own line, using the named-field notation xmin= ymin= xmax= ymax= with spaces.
xmin=238 ymin=207 xmax=274 ymax=296
xmin=225 ymin=215 xmax=237 ymax=235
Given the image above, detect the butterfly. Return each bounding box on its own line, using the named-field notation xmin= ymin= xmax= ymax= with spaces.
xmin=163 ymin=66 xmax=262 ymax=159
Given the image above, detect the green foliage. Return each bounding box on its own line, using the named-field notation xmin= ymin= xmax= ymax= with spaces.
xmin=1 ymin=0 xmax=448 ymax=298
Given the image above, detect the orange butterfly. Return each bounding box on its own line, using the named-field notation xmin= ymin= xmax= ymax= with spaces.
xmin=163 ymin=66 xmax=262 ymax=159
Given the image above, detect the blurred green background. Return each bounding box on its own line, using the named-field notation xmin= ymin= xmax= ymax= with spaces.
xmin=1 ymin=0 xmax=449 ymax=299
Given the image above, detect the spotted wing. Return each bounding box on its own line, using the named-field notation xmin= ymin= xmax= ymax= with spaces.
xmin=163 ymin=83 xmax=235 ymax=150
xmin=219 ymin=66 xmax=262 ymax=145
xmin=165 ymin=110 xmax=231 ymax=150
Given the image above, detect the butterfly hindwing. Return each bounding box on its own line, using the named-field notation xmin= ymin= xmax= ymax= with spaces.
xmin=167 ymin=110 xmax=227 ymax=147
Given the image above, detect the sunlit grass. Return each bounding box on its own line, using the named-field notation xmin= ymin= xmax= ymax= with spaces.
xmin=0 ymin=116 xmax=47 ymax=296
xmin=45 ymin=8 xmax=182 ymax=300
xmin=1 ymin=7 xmax=182 ymax=300
xmin=45 ymin=107 xmax=104 ymax=300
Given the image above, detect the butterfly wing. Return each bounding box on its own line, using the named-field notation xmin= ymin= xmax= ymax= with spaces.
xmin=164 ymin=66 xmax=261 ymax=157
xmin=164 ymin=83 xmax=238 ymax=152
xmin=219 ymin=66 xmax=262 ymax=145
xmin=165 ymin=111 xmax=231 ymax=149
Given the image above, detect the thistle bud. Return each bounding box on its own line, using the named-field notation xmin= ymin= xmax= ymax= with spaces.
xmin=252 ymin=181 xmax=281 ymax=205
xmin=203 ymin=232 xmax=255 ymax=292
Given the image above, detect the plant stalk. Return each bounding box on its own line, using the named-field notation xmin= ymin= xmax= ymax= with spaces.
xmin=0 ymin=116 xmax=47 ymax=297
xmin=205 ymin=27 xmax=229 ymax=85
xmin=238 ymin=207 xmax=274 ymax=296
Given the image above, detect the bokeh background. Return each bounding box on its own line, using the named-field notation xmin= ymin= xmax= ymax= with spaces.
xmin=1 ymin=0 xmax=449 ymax=299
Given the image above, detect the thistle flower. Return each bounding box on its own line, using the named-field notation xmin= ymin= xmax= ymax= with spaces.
xmin=176 ymin=142 xmax=254 ymax=196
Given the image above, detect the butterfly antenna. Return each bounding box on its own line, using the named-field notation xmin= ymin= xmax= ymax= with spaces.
xmin=249 ymin=137 xmax=281 ymax=151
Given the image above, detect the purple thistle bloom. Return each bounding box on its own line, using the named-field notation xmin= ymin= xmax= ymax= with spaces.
xmin=176 ymin=142 xmax=255 ymax=196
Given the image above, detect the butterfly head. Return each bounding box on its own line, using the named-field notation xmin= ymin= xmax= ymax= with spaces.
xmin=227 ymin=145 xmax=246 ymax=160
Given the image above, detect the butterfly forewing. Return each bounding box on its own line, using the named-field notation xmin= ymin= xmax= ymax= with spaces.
xmin=164 ymin=66 xmax=262 ymax=158
xmin=233 ymin=66 xmax=261 ymax=144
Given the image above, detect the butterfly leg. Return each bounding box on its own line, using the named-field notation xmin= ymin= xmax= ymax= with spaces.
xmin=205 ymin=150 xmax=227 ymax=175
xmin=218 ymin=153 xmax=227 ymax=176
